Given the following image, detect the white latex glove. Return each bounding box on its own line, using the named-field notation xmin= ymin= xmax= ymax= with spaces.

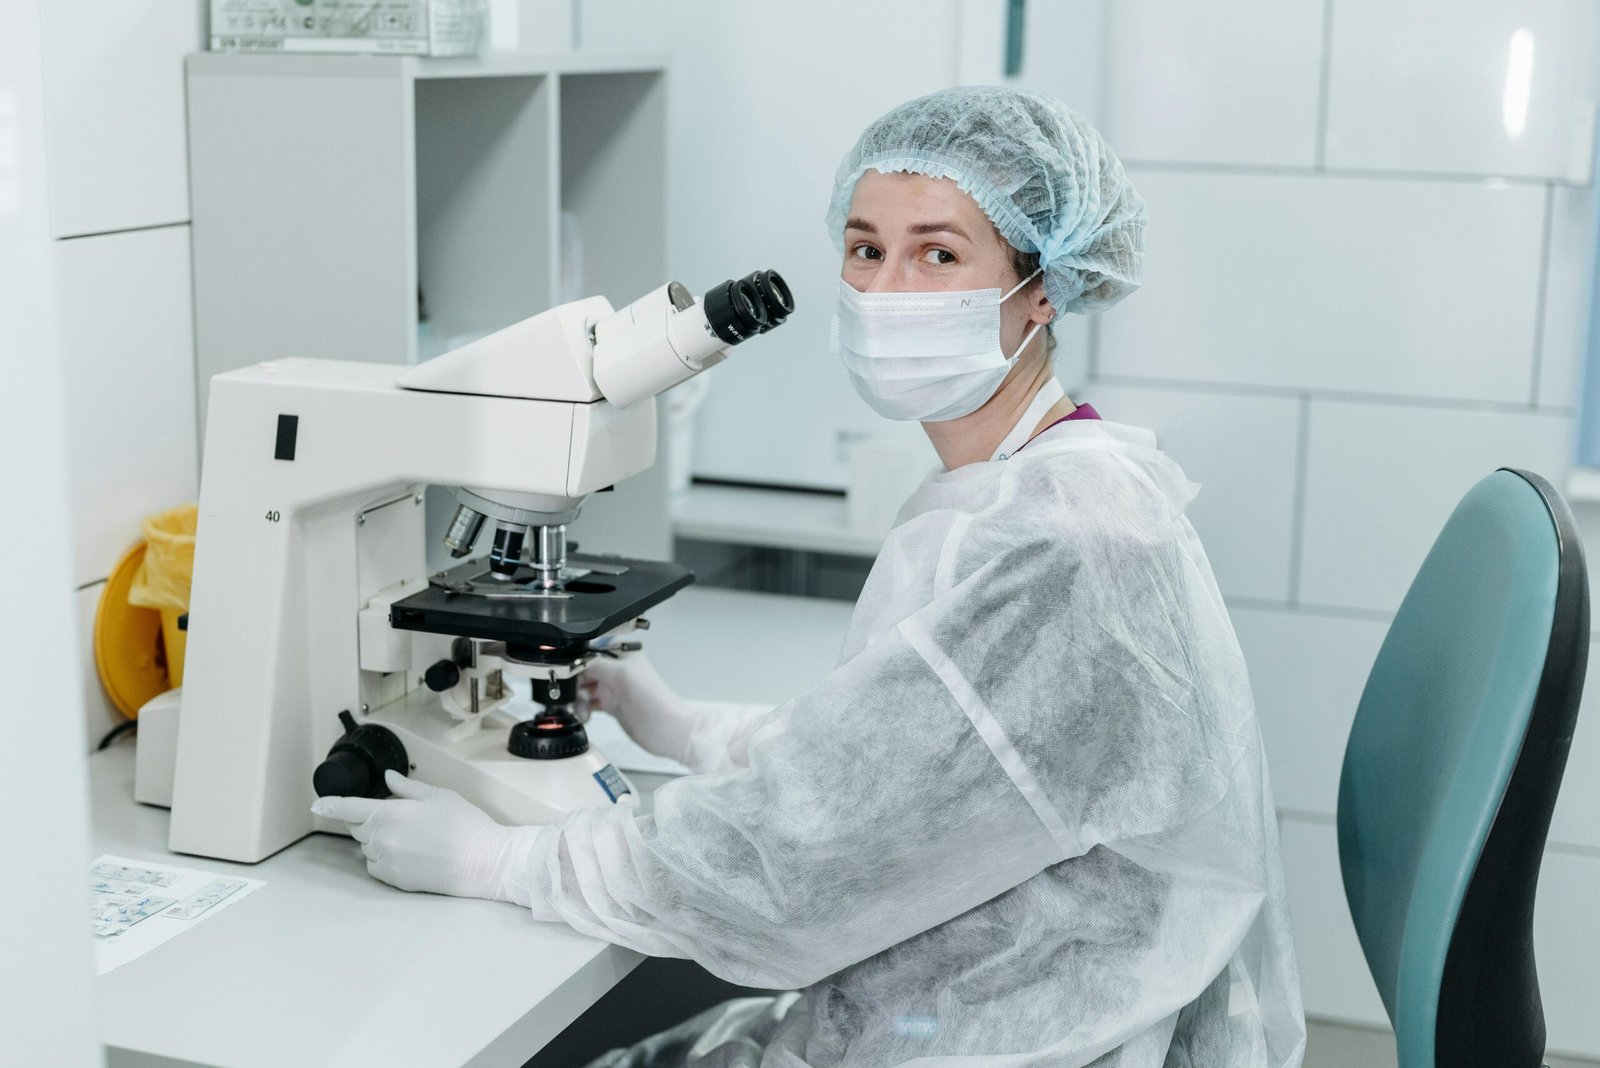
xmin=310 ymin=770 xmax=538 ymax=903
xmin=577 ymin=651 xmax=772 ymax=775
xmin=576 ymin=651 xmax=700 ymax=764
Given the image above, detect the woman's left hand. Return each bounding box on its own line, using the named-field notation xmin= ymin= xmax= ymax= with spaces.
xmin=311 ymin=770 xmax=531 ymax=902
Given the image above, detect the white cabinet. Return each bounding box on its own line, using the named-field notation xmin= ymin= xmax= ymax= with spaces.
xmin=39 ymin=0 xmax=196 ymax=237
xmin=55 ymin=226 xmax=199 ymax=589
xmin=185 ymin=52 xmax=670 ymax=559
xmin=1325 ymin=0 xmax=1600 ymax=182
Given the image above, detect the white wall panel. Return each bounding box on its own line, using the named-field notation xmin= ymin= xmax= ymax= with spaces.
xmin=1299 ymin=400 xmax=1572 ymax=613
xmin=1099 ymin=171 xmax=1547 ymax=403
xmin=1538 ymin=182 xmax=1592 ymax=409
xmin=1325 ymin=0 xmax=1600 ymax=181
xmin=39 ymin=0 xmax=196 ymax=237
xmin=1237 ymin=606 xmax=1596 ymax=853
xmin=1278 ymin=817 xmax=1390 ymax=1028
xmin=0 ymin=2 xmax=102 ymax=1058
xmin=55 ymin=227 xmax=199 ymax=587
xmin=1547 ymin=636 xmax=1600 ymax=852
xmin=1282 ymin=819 xmax=1600 ymax=1056
xmin=76 ymin=583 xmax=121 ymax=754
xmin=1533 ymin=851 xmax=1600 ymax=1058
xmin=1085 ymin=383 xmax=1302 ymax=601
xmin=1231 ymin=607 xmax=1389 ymax=817
xmin=584 ymin=0 xmax=963 ymax=490
xmin=1104 ymin=0 xmax=1324 ymax=167
xmin=1005 ymin=0 xmax=1106 ymax=126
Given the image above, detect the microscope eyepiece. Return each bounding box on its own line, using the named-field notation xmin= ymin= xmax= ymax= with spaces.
xmin=741 ymin=270 xmax=793 ymax=331
xmin=701 ymin=276 xmax=768 ymax=346
xmin=590 ymin=268 xmax=793 ymax=408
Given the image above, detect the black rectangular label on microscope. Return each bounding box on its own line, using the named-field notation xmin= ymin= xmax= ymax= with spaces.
xmin=274 ymin=414 xmax=299 ymax=461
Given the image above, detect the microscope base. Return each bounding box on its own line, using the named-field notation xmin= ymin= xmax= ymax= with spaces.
xmin=318 ymin=687 xmax=636 ymax=832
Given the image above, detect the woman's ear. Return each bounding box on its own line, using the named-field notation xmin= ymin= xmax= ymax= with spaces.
xmin=1030 ymin=282 xmax=1056 ymax=327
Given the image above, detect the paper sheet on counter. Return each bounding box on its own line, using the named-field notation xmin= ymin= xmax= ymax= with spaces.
xmin=90 ymin=854 xmax=265 ymax=975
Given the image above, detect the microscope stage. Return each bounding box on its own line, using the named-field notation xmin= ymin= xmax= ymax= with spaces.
xmin=390 ymin=554 xmax=693 ymax=647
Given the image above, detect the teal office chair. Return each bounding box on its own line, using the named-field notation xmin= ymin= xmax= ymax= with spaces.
xmin=1337 ymin=468 xmax=1589 ymax=1068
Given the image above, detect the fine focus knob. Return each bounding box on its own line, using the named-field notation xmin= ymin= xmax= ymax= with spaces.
xmin=424 ymin=659 xmax=461 ymax=692
xmin=313 ymin=710 xmax=409 ymax=798
xmin=508 ymin=715 xmax=589 ymax=760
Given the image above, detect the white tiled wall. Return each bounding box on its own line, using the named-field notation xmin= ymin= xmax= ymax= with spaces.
xmin=1550 ymin=640 xmax=1600 ymax=852
xmin=1242 ymin=603 xmax=1600 ymax=846
xmin=1324 ymin=0 xmax=1600 ymax=181
xmin=55 ymin=227 xmax=199 ymax=588
xmin=42 ymin=5 xmax=204 ymax=750
xmin=1298 ymin=401 xmax=1574 ymax=613
xmin=1532 ymin=850 xmax=1600 ymax=1058
xmin=1098 ymin=171 xmax=1548 ymax=402
xmin=76 ymin=583 xmax=121 ymax=747
xmin=1094 ymin=1 xmax=1599 ymax=1051
xmin=1280 ymin=818 xmax=1600 ymax=1057
xmin=1278 ymin=818 xmax=1390 ymax=1027
xmin=1104 ymin=0 xmax=1325 ymax=168
xmin=38 ymin=0 xmax=197 ymax=237
xmin=1540 ymin=180 xmax=1598 ymax=409
xmin=1085 ymin=384 xmax=1303 ymax=602
xmin=1232 ymin=607 xmax=1389 ymax=816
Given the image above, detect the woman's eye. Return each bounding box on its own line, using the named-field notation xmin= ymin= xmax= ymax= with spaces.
xmin=923 ymin=248 xmax=956 ymax=265
xmin=851 ymin=244 xmax=882 ymax=261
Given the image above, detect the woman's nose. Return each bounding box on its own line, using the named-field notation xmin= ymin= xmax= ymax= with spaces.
xmin=861 ymin=257 xmax=912 ymax=294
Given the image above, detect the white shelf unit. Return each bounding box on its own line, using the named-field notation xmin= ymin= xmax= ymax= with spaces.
xmin=671 ymin=483 xmax=884 ymax=558
xmin=185 ymin=50 xmax=671 ymax=562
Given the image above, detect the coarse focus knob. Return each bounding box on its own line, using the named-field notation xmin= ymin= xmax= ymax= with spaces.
xmin=313 ymin=710 xmax=409 ymax=799
xmin=424 ymin=659 xmax=461 ymax=692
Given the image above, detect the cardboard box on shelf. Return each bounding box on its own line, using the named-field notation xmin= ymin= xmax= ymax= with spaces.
xmin=210 ymin=0 xmax=488 ymax=56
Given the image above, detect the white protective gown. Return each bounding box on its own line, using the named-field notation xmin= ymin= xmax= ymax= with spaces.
xmin=515 ymin=418 xmax=1306 ymax=1067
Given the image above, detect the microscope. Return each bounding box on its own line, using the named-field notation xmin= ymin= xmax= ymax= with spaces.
xmin=165 ymin=270 xmax=792 ymax=864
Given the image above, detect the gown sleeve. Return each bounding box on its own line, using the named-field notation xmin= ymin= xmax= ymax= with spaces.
xmin=503 ymin=507 xmax=1224 ymax=991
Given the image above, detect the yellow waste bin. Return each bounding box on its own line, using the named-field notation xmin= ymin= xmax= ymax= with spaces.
xmin=127 ymin=503 xmax=197 ymax=687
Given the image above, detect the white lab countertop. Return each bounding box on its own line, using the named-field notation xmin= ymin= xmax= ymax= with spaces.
xmin=91 ymin=586 xmax=856 ymax=1068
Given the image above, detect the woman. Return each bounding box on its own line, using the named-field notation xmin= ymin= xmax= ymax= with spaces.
xmin=315 ymin=86 xmax=1307 ymax=1067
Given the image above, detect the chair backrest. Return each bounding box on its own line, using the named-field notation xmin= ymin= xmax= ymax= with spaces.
xmin=1337 ymin=468 xmax=1589 ymax=1068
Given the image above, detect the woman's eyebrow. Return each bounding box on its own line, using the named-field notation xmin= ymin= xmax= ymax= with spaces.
xmin=908 ymin=221 xmax=970 ymax=241
xmin=844 ymin=218 xmax=971 ymax=240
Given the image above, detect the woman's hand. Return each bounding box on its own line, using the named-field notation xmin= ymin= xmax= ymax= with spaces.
xmin=311 ymin=770 xmax=533 ymax=903
xmin=576 ymin=651 xmax=699 ymax=766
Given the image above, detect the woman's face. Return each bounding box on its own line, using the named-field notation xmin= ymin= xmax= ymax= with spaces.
xmin=841 ymin=170 xmax=1051 ymax=357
